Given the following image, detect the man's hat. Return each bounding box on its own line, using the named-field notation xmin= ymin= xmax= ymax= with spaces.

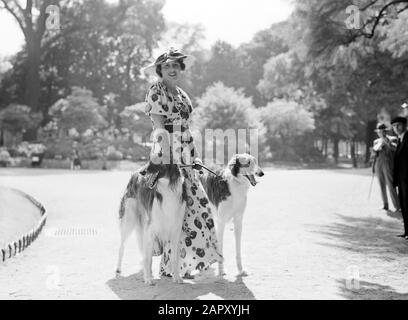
xmin=142 ymin=48 xmax=196 ymax=78
xmin=374 ymin=123 xmax=387 ymax=132
xmin=391 ymin=116 xmax=408 ymax=125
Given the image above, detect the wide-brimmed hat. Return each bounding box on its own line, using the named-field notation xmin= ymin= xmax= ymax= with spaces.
xmin=142 ymin=48 xmax=196 ymax=78
xmin=374 ymin=123 xmax=387 ymax=132
xmin=391 ymin=116 xmax=408 ymax=125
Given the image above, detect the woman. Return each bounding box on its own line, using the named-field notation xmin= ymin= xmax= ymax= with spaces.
xmin=142 ymin=48 xmax=222 ymax=278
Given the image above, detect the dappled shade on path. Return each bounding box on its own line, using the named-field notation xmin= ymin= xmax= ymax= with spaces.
xmin=107 ymin=270 xmax=256 ymax=300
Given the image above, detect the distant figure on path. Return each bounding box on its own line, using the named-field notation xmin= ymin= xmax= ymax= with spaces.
xmin=71 ymin=148 xmax=81 ymax=170
xmin=391 ymin=117 xmax=408 ymax=238
xmin=372 ymin=123 xmax=400 ymax=212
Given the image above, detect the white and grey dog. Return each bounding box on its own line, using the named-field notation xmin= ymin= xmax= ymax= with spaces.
xmin=116 ymin=162 xmax=186 ymax=285
xmin=200 ymin=154 xmax=264 ymax=277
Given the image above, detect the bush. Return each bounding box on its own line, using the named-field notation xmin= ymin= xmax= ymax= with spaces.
xmin=43 ymin=138 xmax=74 ymax=159
xmin=0 ymin=148 xmax=11 ymax=167
xmin=106 ymin=149 xmax=123 ymax=161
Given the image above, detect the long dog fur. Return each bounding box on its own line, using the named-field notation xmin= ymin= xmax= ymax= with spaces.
xmin=116 ymin=163 xmax=187 ymax=285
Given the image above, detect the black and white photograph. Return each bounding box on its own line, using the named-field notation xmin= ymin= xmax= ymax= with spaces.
xmin=1 ymin=0 xmax=408 ymax=303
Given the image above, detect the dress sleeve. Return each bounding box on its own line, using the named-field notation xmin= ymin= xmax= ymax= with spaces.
xmin=145 ymin=83 xmax=169 ymax=116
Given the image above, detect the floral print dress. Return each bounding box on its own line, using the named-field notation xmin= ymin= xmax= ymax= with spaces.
xmin=145 ymin=80 xmax=223 ymax=275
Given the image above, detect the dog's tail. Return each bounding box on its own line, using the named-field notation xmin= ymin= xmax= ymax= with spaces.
xmin=118 ymin=194 xmax=127 ymax=220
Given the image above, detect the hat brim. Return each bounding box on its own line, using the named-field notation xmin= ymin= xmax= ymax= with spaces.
xmin=391 ymin=119 xmax=408 ymax=125
xmin=142 ymin=55 xmax=196 ymax=78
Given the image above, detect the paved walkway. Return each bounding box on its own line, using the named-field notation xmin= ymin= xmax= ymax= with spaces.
xmin=0 ymin=168 xmax=407 ymax=300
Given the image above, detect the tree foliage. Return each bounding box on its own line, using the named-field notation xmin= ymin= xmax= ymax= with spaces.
xmin=49 ymin=87 xmax=107 ymax=135
xmin=0 ymin=104 xmax=42 ymax=135
xmin=193 ymin=82 xmax=260 ymax=132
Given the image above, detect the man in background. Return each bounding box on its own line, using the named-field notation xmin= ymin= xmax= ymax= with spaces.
xmin=372 ymin=123 xmax=399 ymax=212
xmin=392 ymin=117 xmax=408 ymax=238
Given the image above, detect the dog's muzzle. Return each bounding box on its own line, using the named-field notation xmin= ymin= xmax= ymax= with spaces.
xmin=256 ymin=170 xmax=265 ymax=177
xmin=244 ymin=174 xmax=258 ymax=186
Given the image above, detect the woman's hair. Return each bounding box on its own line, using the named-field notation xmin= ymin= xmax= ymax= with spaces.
xmin=156 ymin=59 xmax=186 ymax=77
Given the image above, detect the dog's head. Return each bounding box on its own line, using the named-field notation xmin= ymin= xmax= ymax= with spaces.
xmin=228 ymin=154 xmax=264 ymax=186
xmin=146 ymin=162 xmax=184 ymax=191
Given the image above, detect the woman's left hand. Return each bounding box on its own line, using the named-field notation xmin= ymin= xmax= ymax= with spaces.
xmin=192 ymin=158 xmax=204 ymax=175
xmin=192 ymin=158 xmax=203 ymax=170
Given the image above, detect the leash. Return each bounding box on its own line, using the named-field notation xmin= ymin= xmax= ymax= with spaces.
xmin=179 ymin=163 xmax=223 ymax=178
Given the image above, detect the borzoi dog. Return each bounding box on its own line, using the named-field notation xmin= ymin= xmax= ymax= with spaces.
xmin=200 ymin=154 xmax=264 ymax=277
xmin=116 ymin=163 xmax=186 ymax=285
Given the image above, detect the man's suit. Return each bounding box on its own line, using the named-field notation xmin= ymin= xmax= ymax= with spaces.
xmin=373 ymin=135 xmax=399 ymax=210
xmin=393 ymin=132 xmax=408 ymax=234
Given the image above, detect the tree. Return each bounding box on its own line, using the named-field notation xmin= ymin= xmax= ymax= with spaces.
xmin=193 ymin=82 xmax=259 ymax=132
xmin=0 ymin=0 xmax=161 ymax=113
xmin=119 ymin=102 xmax=151 ymax=140
xmin=0 ymin=0 xmax=59 ymax=111
xmin=198 ymin=41 xmax=248 ymax=96
xmin=193 ymin=82 xmax=262 ymax=162
xmin=259 ymin=100 xmax=315 ymax=161
xmin=237 ymin=26 xmax=289 ymax=106
xmin=0 ymin=56 xmax=12 ymax=83
xmin=257 ymin=51 xmax=306 ymax=101
xmin=0 ymin=104 xmax=42 ymax=146
xmin=295 ymin=0 xmax=408 ymax=60
xmin=49 ymin=87 xmax=107 ymax=136
xmin=379 ymin=10 xmax=408 ymax=57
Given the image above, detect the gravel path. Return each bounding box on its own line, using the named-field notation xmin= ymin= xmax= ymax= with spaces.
xmin=0 ymin=167 xmax=407 ymax=300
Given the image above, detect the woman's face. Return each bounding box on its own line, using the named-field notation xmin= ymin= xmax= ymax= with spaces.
xmin=161 ymin=61 xmax=182 ymax=83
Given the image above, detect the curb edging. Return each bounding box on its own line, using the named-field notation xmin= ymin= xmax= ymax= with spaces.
xmin=1 ymin=189 xmax=47 ymax=263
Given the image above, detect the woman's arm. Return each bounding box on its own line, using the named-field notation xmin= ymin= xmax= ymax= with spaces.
xmin=150 ymin=114 xmax=172 ymax=164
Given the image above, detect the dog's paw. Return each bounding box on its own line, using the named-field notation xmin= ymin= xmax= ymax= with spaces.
xmin=173 ymin=276 xmax=184 ymax=284
xmin=144 ymin=278 xmax=155 ymax=286
xmin=217 ymin=271 xmax=226 ymax=278
xmin=115 ymin=269 xmax=122 ymax=278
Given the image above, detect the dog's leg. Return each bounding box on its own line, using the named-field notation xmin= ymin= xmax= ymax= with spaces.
xmin=116 ymin=198 xmax=137 ymax=277
xmin=170 ymin=237 xmax=183 ymax=284
xmin=233 ymin=216 xmax=247 ymax=277
xmin=216 ymin=219 xmax=226 ymax=277
xmin=142 ymin=228 xmax=154 ymax=285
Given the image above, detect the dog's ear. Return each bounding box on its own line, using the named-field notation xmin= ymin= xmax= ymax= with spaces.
xmin=230 ymin=156 xmax=240 ymax=177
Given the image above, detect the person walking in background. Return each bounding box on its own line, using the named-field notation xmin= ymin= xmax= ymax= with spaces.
xmin=71 ymin=147 xmax=81 ymax=170
xmin=372 ymin=123 xmax=400 ymax=212
xmin=392 ymin=117 xmax=408 ymax=238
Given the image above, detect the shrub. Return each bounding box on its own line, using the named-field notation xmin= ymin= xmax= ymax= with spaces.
xmin=0 ymin=148 xmax=11 ymax=167
xmin=106 ymin=149 xmax=123 ymax=161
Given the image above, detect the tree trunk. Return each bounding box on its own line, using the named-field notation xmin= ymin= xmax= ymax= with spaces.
xmin=333 ymin=137 xmax=339 ymax=164
xmin=323 ymin=138 xmax=328 ymax=158
xmin=25 ymin=39 xmax=42 ymax=112
xmin=350 ymin=139 xmax=357 ymax=168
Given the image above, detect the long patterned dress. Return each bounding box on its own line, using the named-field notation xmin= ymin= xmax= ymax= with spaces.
xmin=145 ymin=80 xmax=223 ymax=275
